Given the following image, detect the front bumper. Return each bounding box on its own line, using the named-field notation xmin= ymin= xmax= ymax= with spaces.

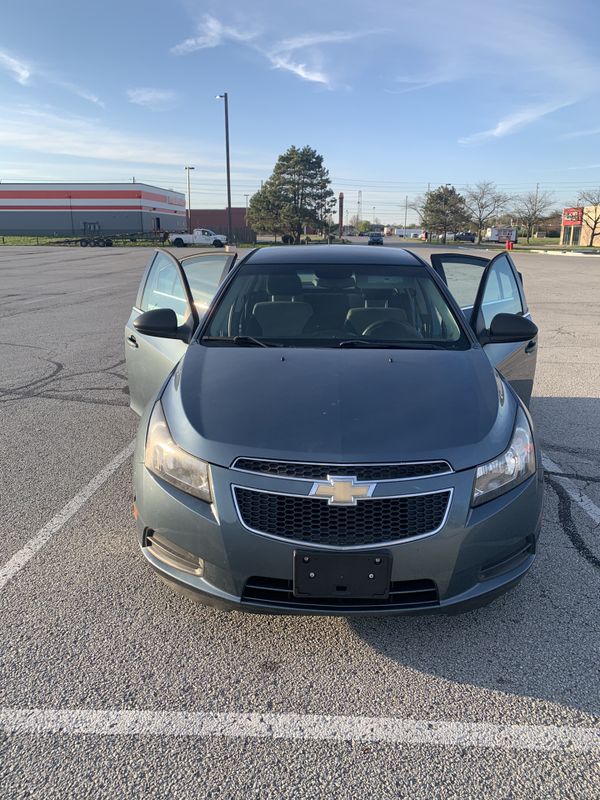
xmin=133 ymin=451 xmax=544 ymax=616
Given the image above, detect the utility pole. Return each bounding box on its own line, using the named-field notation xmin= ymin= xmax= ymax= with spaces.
xmin=244 ymin=194 xmax=249 ymax=227
xmin=184 ymin=166 xmax=195 ymax=234
xmin=404 ymin=195 xmax=408 ymax=237
xmin=372 ymin=206 xmax=376 ymax=224
xmin=357 ymin=190 xmax=362 ymax=224
xmin=216 ymin=92 xmax=233 ymax=244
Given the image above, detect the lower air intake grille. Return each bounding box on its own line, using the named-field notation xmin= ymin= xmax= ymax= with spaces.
xmin=234 ymin=487 xmax=451 ymax=547
xmin=242 ymin=576 xmax=439 ymax=610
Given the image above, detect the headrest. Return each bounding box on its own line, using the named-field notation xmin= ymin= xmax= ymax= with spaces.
xmin=313 ymin=266 xmax=356 ymax=290
xmin=266 ymin=273 xmax=303 ymax=296
xmin=362 ymin=288 xmax=396 ymax=305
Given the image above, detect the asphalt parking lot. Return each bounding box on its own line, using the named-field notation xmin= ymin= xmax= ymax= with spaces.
xmin=0 ymin=243 xmax=599 ymax=798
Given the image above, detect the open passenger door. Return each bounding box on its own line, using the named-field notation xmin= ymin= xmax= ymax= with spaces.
xmin=431 ymin=252 xmax=536 ymax=406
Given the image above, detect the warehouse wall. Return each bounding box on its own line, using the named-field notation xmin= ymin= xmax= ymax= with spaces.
xmin=0 ymin=210 xmax=186 ymax=235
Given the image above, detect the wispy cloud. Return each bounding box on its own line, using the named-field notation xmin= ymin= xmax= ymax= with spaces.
xmin=561 ymin=127 xmax=600 ymax=139
xmin=0 ymin=105 xmax=270 ymax=170
xmin=171 ymin=15 xmax=377 ymax=87
xmin=127 ymin=88 xmax=178 ymax=110
xmin=52 ymin=78 xmax=104 ymax=107
xmin=0 ymin=49 xmax=31 ymax=84
xmin=170 ymin=14 xmax=256 ymax=55
xmin=272 ymin=31 xmax=369 ymax=52
xmin=0 ymin=106 xmax=188 ymax=165
xmin=267 ymin=54 xmax=329 ymax=85
xmin=385 ymin=74 xmax=451 ymax=95
xmin=0 ymin=45 xmax=103 ymax=106
xmin=459 ymin=100 xmax=573 ymax=145
xmin=265 ymin=30 xmax=374 ymax=86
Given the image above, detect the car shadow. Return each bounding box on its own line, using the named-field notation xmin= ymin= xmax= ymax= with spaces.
xmin=348 ymin=396 xmax=600 ymax=719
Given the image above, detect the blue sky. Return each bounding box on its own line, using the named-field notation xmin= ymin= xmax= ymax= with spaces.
xmin=2 ymin=0 xmax=600 ymax=223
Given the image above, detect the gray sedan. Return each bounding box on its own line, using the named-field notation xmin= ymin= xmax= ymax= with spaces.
xmin=125 ymin=246 xmax=543 ymax=614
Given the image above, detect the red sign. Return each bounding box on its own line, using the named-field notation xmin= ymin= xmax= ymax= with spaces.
xmin=563 ymin=207 xmax=583 ymax=226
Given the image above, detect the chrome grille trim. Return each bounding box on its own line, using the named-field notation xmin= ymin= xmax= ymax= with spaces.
xmin=231 ymin=457 xmax=453 ymax=483
xmin=231 ymin=484 xmax=453 ymax=550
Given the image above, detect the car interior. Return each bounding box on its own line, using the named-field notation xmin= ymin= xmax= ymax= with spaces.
xmin=205 ymin=266 xmax=465 ymax=345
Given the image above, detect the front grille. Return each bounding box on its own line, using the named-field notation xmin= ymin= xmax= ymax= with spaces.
xmin=234 ymin=487 xmax=451 ymax=547
xmin=233 ymin=458 xmax=451 ymax=481
xmin=242 ymin=575 xmax=439 ymax=610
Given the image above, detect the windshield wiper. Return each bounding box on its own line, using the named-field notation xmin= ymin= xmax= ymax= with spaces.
xmin=337 ymin=340 xmax=445 ymax=350
xmin=233 ymin=336 xmax=272 ymax=348
xmin=201 ymin=335 xmax=274 ymax=348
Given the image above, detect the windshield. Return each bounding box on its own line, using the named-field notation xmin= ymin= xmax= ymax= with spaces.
xmin=201 ymin=262 xmax=469 ymax=349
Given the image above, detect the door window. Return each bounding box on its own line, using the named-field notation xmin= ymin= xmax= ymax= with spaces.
xmin=440 ymin=261 xmax=487 ymax=310
xmin=181 ymin=255 xmax=229 ymax=316
xmin=140 ymin=253 xmax=190 ymax=324
xmin=479 ymin=254 xmax=523 ymax=328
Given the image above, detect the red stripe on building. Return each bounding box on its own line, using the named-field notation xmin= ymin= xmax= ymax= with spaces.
xmin=0 ymin=205 xmax=183 ymax=214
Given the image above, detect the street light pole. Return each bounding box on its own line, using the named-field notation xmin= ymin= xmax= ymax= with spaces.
xmin=404 ymin=195 xmax=408 ymax=237
xmin=216 ymin=92 xmax=233 ymax=245
xmin=244 ymin=194 xmax=249 ymax=226
xmin=372 ymin=206 xmax=376 ymax=224
xmin=184 ymin=166 xmax=195 ymax=234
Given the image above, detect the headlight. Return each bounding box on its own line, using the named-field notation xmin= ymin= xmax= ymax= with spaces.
xmin=472 ymin=406 xmax=536 ymax=507
xmin=145 ymin=402 xmax=212 ymax=502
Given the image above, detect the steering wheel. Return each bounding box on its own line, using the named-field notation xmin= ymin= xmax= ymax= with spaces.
xmin=361 ymin=320 xmax=422 ymax=339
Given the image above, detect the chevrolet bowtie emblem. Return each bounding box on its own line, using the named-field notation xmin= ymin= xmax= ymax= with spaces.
xmin=310 ymin=475 xmax=376 ymax=506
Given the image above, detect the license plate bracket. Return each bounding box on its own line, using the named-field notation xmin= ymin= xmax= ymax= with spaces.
xmin=293 ymin=550 xmax=391 ymax=599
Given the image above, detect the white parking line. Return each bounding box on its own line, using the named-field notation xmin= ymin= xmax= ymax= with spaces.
xmin=0 ymin=709 xmax=598 ymax=752
xmin=0 ymin=441 xmax=135 ymax=592
xmin=543 ymin=455 xmax=600 ymax=526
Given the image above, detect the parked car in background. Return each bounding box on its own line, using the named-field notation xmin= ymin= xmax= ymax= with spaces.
xmin=169 ymin=228 xmax=227 ymax=248
xmin=455 ymin=232 xmax=476 ymax=242
xmin=368 ymin=232 xmax=384 ymax=245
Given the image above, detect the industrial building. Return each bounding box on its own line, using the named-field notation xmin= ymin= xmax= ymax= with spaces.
xmin=0 ymin=182 xmax=186 ymax=235
xmin=190 ymin=207 xmax=255 ymax=243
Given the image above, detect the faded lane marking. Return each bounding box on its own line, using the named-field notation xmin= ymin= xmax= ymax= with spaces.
xmin=0 ymin=441 xmax=135 ymax=591
xmin=0 ymin=709 xmax=598 ymax=753
xmin=543 ymin=455 xmax=600 ymax=526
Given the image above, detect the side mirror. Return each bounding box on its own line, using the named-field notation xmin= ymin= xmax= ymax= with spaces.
xmin=484 ymin=313 xmax=538 ymax=344
xmin=133 ymin=308 xmax=182 ymax=339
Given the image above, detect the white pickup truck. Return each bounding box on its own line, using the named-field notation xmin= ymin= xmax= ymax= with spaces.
xmin=169 ymin=228 xmax=227 ymax=248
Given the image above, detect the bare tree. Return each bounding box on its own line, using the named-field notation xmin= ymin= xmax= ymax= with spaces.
xmin=578 ymin=189 xmax=600 ymax=246
xmin=463 ymin=181 xmax=511 ymax=243
xmin=512 ymin=189 xmax=554 ymax=244
xmin=409 ymin=195 xmax=427 ymax=227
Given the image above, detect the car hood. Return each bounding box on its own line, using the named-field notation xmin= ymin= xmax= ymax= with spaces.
xmin=161 ymin=344 xmax=516 ymax=472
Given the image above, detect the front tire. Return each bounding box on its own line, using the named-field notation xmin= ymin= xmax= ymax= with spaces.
xmin=173 ymin=238 xmax=185 ymax=248
xmin=213 ymin=239 xmax=224 ymax=248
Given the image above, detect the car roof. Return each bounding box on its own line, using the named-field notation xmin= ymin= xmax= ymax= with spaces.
xmin=243 ymin=244 xmax=422 ymax=266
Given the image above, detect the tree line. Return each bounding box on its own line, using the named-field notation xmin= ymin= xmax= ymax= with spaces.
xmin=247 ymin=145 xmax=600 ymax=245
